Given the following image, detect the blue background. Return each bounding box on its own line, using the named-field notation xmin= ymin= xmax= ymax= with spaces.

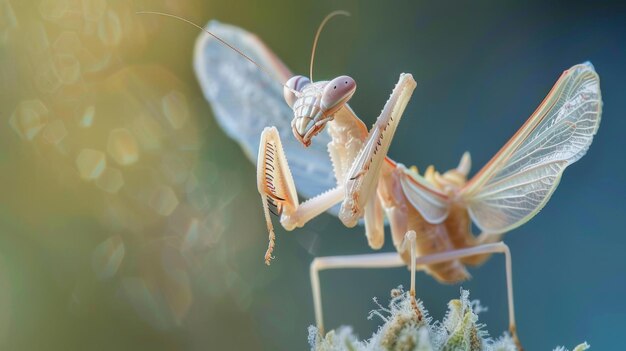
xmin=0 ymin=0 xmax=624 ymax=350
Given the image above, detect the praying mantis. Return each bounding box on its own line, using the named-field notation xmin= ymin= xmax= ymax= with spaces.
xmin=140 ymin=10 xmax=603 ymax=349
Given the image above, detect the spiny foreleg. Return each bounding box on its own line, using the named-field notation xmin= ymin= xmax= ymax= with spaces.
xmin=339 ymin=73 xmax=417 ymax=227
xmin=257 ymin=127 xmax=344 ymax=264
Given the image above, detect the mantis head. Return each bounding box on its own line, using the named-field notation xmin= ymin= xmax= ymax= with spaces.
xmin=284 ymin=75 xmax=356 ymax=147
xmin=282 ymin=10 xmax=354 ymax=147
xmin=135 ymin=11 xmax=354 ymax=148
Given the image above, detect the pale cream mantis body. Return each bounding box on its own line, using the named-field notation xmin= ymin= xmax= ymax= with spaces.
xmin=190 ymin=16 xmax=602 ymax=348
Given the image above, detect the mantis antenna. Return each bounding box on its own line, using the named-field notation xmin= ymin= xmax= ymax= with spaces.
xmin=135 ymin=11 xmax=300 ymax=96
xmin=309 ymin=10 xmax=351 ymax=83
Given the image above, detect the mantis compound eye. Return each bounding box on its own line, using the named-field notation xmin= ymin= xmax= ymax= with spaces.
xmin=321 ymin=76 xmax=356 ymax=112
xmin=283 ymin=75 xmax=310 ymax=107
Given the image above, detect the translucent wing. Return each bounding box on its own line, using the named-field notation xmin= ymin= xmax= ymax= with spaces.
xmin=193 ymin=21 xmax=336 ymax=200
xmin=461 ymin=62 xmax=602 ymax=233
xmin=398 ymin=165 xmax=450 ymax=224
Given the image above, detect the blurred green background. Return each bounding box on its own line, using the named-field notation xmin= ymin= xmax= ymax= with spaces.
xmin=0 ymin=0 xmax=625 ymax=350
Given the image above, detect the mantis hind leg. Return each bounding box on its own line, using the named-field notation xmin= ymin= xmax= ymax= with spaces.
xmin=310 ymin=251 xmax=405 ymax=334
xmin=407 ymin=242 xmax=522 ymax=350
xmin=309 ymin=240 xmax=522 ymax=350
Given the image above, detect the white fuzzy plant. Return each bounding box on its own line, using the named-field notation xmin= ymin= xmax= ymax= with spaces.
xmin=309 ymin=287 xmax=589 ymax=351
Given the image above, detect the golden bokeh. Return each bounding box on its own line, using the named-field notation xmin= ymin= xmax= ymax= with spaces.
xmin=0 ymin=0 xmax=242 ymax=333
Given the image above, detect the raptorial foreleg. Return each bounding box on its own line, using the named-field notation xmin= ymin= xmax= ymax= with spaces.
xmin=339 ymin=73 xmax=417 ymax=227
xmin=257 ymin=127 xmax=344 ymax=264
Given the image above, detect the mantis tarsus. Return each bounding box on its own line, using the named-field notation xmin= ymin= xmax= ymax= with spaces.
xmin=142 ymin=11 xmax=603 ymax=349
